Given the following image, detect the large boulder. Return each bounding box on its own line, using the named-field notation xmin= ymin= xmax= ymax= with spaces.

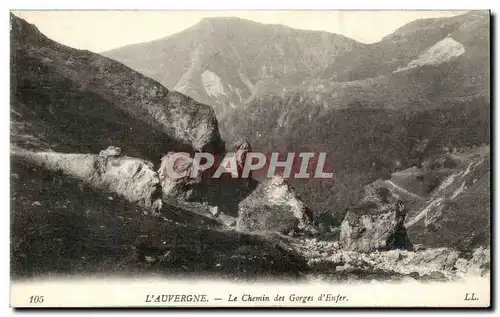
xmin=12 ymin=147 xmax=163 ymax=214
xmin=236 ymin=175 xmax=315 ymax=235
xmin=340 ymin=186 xmax=413 ymax=252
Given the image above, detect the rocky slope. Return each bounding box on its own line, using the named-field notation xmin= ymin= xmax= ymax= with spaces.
xmin=405 ymin=147 xmax=490 ymax=251
xmin=11 ymin=13 xmax=224 ymax=157
xmin=290 ymin=236 xmax=489 ymax=283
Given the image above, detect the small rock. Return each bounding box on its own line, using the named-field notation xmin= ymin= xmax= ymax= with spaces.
xmin=408 ymin=272 xmax=420 ymax=279
xmin=32 ymin=201 xmax=41 ymax=206
xmin=99 ymin=146 xmax=121 ymax=158
xmin=210 ymin=206 xmax=219 ymax=217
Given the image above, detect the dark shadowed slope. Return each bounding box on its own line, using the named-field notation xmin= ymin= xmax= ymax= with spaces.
xmin=11 ymin=157 xmax=308 ymax=280
xmin=11 ymin=13 xmax=224 ymax=160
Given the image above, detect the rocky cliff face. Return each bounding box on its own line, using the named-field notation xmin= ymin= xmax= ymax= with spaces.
xmin=11 ymin=13 xmax=224 ymax=157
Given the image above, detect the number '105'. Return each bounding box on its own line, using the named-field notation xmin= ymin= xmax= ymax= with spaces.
xmin=29 ymin=295 xmax=44 ymax=303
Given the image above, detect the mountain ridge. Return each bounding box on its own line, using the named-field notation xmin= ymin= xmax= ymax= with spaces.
xmin=102 ymin=16 xmax=365 ymax=119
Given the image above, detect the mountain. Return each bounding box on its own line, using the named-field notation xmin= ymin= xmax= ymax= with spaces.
xmin=103 ymin=12 xmax=489 ymax=120
xmin=293 ymin=11 xmax=490 ymax=110
xmin=103 ymin=17 xmax=365 ymax=119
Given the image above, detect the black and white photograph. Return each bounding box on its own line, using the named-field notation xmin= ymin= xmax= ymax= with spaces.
xmin=9 ymin=9 xmax=491 ymax=308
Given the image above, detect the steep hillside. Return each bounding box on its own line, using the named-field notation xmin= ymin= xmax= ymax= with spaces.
xmin=9 ymin=12 xmax=490 ymax=284
xmin=354 ymin=147 xmax=490 ymax=252
xmin=11 ymin=13 xmax=224 ymax=159
xmin=11 ymin=157 xmax=307 ymax=279
xmin=405 ymin=147 xmax=490 ymax=251
xmin=323 ymin=11 xmax=489 ymax=82
xmin=214 ymin=11 xmax=489 ymax=222
xmin=220 ymin=92 xmax=489 ymax=225
xmin=103 ymin=17 xmax=365 ymax=118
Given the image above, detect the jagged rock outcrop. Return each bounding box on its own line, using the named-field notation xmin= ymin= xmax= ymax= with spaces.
xmin=12 ymin=147 xmax=162 ymax=214
xmin=340 ymin=186 xmax=413 ymax=252
xmin=236 ymin=175 xmax=315 ymax=234
xmin=10 ymin=13 xmax=224 ymax=156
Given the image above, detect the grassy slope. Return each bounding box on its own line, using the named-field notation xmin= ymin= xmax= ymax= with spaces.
xmin=11 ymin=157 xmax=308 ymax=281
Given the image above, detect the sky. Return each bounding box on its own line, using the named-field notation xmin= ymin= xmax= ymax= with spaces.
xmin=12 ymin=10 xmax=466 ymax=53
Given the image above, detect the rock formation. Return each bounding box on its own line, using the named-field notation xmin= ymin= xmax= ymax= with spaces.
xmin=99 ymin=146 xmax=122 ymax=158
xmin=158 ymin=152 xmax=202 ymax=202
xmin=234 ymin=139 xmax=252 ymax=172
xmin=340 ymin=185 xmax=413 ymax=253
xmin=12 ymin=147 xmax=163 ymax=214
